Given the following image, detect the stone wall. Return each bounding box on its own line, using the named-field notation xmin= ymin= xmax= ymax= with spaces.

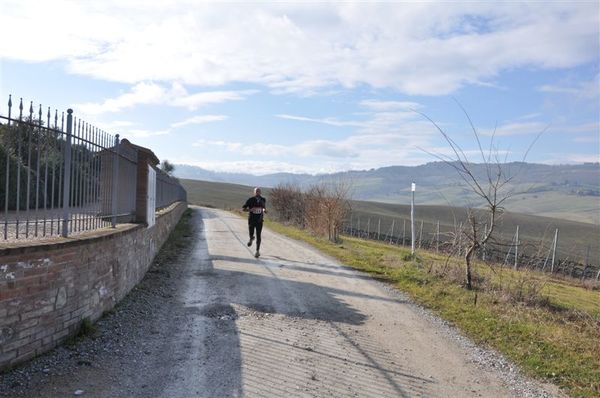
xmin=0 ymin=201 xmax=187 ymax=371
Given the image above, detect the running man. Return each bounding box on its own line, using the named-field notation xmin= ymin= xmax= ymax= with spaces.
xmin=242 ymin=187 xmax=267 ymax=258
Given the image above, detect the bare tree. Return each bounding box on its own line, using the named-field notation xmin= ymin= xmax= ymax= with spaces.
xmin=304 ymin=184 xmax=327 ymax=237
xmin=321 ymin=180 xmax=352 ymax=242
xmin=418 ymin=104 xmax=545 ymax=289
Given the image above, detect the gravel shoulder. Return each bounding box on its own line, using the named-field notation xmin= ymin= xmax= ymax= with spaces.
xmin=0 ymin=207 xmax=563 ymax=397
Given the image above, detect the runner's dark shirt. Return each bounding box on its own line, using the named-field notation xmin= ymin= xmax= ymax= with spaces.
xmin=243 ymin=196 xmax=266 ymax=224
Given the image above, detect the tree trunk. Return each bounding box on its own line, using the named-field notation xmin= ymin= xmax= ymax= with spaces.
xmin=464 ymin=245 xmax=475 ymax=290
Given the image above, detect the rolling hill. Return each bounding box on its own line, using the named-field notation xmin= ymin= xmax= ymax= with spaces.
xmin=175 ymin=162 xmax=600 ymax=224
xmin=181 ymin=178 xmax=600 ymax=266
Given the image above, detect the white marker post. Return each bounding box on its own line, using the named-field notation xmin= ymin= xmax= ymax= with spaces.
xmin=411 ymin=182 xmax=416 ymax=256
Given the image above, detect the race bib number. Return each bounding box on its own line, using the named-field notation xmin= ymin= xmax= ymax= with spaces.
xmin=251 ymin=208 xmax=263 ymax=214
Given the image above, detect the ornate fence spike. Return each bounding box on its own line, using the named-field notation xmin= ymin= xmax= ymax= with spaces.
xmin=7 ymin=95 xmax=12 ymax=122
xmin=38 ymin=104 xmax=43 ymax=125
xmin=47 ymin=106 xmax=51 ymax=128
xmin=19 ymin=97 xmax=23 ymax=120
xmin=54 ymin=109 xmax=58 ymax=129
xmin=29 ymin=101 xmax=33 ymax=120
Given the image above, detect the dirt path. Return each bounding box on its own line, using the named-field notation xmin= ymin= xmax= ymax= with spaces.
xmin=0 ymin=207 xmax=559 ymax=397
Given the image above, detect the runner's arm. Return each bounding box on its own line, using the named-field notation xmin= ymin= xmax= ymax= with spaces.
xmin=242 ymin=198 xmax=251 ymax=212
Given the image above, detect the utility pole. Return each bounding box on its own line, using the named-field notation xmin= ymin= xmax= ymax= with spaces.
xmin=411 ymin=182 xmax=416 ymax=256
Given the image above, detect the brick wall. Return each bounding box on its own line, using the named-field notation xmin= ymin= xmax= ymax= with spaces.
xmin=0 ymin=201 xmax=187 ymax=371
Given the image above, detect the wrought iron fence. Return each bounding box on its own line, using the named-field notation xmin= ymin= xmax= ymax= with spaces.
xmin=0 ymin=95 xmax=186 ymax=242
xmin=156 ymin=168 xmax=187 ymax=210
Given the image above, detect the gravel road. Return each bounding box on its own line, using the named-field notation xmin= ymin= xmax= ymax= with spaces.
xmin=0 ymin=206 xmax=562 ymax=398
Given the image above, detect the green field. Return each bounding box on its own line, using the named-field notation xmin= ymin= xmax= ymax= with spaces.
xmin=371 ymin=187 xmax=600 ymax=225
xmin=181 ymin=178 xmax=600 ymax=267
xmin=181 ymin=178 xmax=262 ymax=210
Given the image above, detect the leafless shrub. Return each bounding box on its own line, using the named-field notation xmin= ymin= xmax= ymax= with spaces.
xmin=485 ymin=268 xmax=547 ymax=306
xmin=270 ymin=183 xmax=305 ymax=226
xmin=270 ymin=180 xmax=352 ymax=243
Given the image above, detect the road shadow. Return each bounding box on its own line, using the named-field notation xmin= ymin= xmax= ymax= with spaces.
xmin=171 ymin=208 xmax=432 ymax=398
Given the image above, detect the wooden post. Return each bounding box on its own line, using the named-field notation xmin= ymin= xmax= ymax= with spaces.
xmin=514 ymin=225 xmax=519 ymax=270
xmin=436 ymin=220 xmax=440 ymax=253
xmin=581 ymin=245 xmax=590 ymax=281
xmin=551 ymin=228 xmax=558 ymax=273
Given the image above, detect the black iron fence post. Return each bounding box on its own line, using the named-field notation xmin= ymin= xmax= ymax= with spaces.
xmin=61 ymin=109 xmax=73 ymax=237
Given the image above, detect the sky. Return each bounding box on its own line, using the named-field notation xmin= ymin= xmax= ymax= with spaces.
xmin=0 ymin=1 xmax=598 ymax=175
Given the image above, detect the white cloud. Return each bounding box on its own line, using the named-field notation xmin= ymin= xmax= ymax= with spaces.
xmin=359 ymin=100 xmax=422 ymax=111
xmin=171 ymin=89 xmax=259 ymax=111
xmin=75 ymin=82 xmax=256 ymax=116
xmin=175 ymin=159 xmax=330 ymax=175
xmin=193 ymin=139 xmax=289 ymax=156
xmin=573 ymin=136 xmax=599 ymax=143
xmin=541 ymin=153 xmax=600 ymax=164
xmin=481 ymin=121 xmax=548 ymax=136
xmin=124 ymin=129 xmax=170 ymax=139
xmin=276 ymin=114 xmax=365 ymax=127
xmin=515 ymin=113 xmax=542 ymax=121
xmin=538 ymin=74 xmax=600 ymax=100
xmin=190 ymin=123 xmax=434 ymax=167
xmin=560 ymin=122 xmax=600 ymax=134
xmin=478 ymin=120 xmax=597 ymax=139
xmin=76 ymin=82 xmax=164 ymax=115
xmin=171 ymin=115 xmax=228 ymax=129
xmin=1 ymin=1 xmax=597 ymax=96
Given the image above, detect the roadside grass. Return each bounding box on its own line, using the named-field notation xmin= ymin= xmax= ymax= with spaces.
xmin=265 ymin=220 xmax=600 ymax=398
xmin=155 ymin=208 xmax=194 ymax=260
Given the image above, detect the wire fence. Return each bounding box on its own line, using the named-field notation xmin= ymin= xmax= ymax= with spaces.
xmin=0 ymin=95 xmax=186 ymax=242
xmin=343 ymin=215 xmax=600 ymax=281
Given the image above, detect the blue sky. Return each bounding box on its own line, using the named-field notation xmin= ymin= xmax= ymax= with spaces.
xmin=0 ymin=1 xmax=598 ymax=175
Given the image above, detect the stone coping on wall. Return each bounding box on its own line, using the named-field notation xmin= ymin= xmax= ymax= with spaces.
xmin=0 ymin=201 xmax=185 ymax=255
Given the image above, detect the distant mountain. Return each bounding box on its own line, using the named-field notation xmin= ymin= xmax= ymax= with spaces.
xmin=174 ymin=162 xmax=600 ymax=224
xmin=173 ymin=164 xmax=305 ymax=186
